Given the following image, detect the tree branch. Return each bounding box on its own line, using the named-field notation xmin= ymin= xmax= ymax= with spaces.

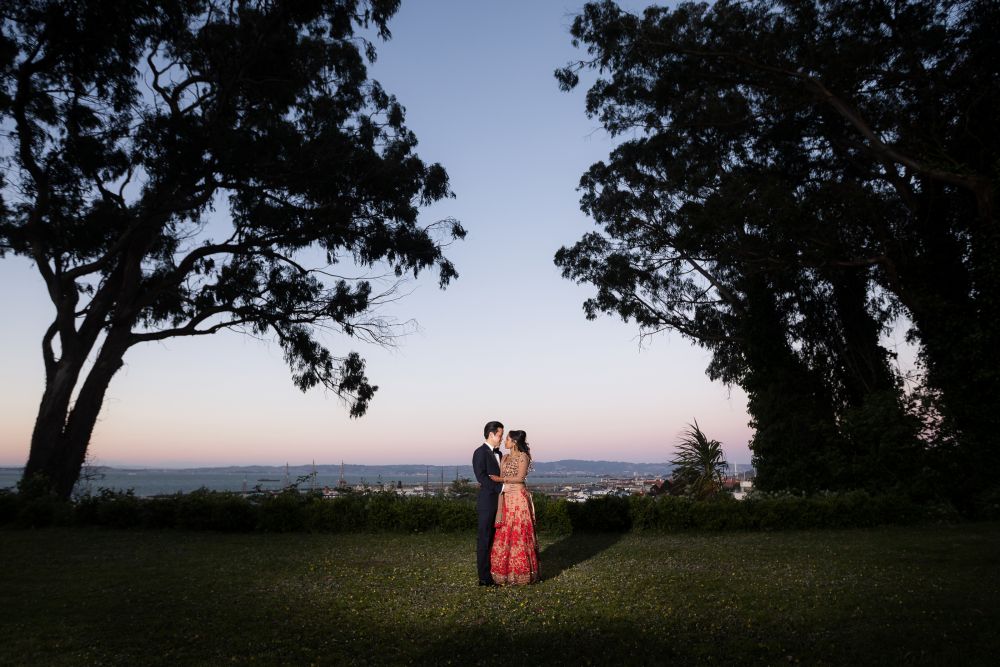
xmin=13 ymin=48 xmax=57 ymax=291
xmin=41 ymin=320 xmax=58 ymax=378
xmin=680 ymin=255 xmax=744 ymax=312
xmin=643 ymin=39 xmax=993 ymax=209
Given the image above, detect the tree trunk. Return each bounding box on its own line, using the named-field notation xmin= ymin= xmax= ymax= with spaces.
xmin=827 ymin=268 xmax=920 ymax=487
xmin=22 ymin=352 xmax=88 ymax=491
xmin=737 ymin=272 xmax=843 ymax=492
xmin=887 ymin=180 xmax=1000 ymax=507
xmin=828 ymin=268 xmax=897 ymax=402
xmin=22 ymin=334 xmax=129 ymax=500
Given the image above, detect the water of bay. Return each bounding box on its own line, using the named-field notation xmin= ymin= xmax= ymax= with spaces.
xmin=0 ymin=468 xmax=607 ymax=496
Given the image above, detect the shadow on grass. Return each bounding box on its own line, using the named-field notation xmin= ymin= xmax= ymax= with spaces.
xmin=539 ymin=531 xmax=623 ymax=581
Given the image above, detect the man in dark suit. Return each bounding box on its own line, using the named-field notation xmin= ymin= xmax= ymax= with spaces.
xmin=473 ymin=420 xmax=504 ymax=586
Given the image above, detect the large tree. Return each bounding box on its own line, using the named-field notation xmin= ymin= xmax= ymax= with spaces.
xmin=0 ymin=0 xmax=465 ymax=498
xmin=556 ymin=0 xmax=997 ymax=502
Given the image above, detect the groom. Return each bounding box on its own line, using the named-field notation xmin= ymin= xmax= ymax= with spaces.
xmin=473 ymin=420 xmax=504 ymax=586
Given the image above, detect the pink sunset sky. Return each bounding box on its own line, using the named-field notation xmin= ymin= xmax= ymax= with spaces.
xmin=0 ymin=1 xmax=882 ymax=469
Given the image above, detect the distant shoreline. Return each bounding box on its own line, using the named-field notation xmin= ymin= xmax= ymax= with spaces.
xmin=0 ymin=459 xmax=751 ymax=473
xmin=0 ymin=460 xmax=756 ymax=497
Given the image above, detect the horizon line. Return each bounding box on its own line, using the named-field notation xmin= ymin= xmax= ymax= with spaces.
xmin=0 ymin=459 xmax=754 ymax=470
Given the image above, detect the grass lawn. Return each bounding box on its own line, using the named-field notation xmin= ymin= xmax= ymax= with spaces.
xmin=1 ymin=524 xmax=998 ymax=665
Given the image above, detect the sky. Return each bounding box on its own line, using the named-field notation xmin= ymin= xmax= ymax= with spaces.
xmin=0 ymin=0 xmax=767 ymax=468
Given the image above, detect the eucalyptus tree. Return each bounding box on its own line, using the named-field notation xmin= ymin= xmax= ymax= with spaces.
xmin=0 ymin=0 xmax=465 ymax=498
xmin=555 ymin=0 xmax=998 ymax=496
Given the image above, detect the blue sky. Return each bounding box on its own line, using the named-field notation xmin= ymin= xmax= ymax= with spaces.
xmin=0 ymin=1 xmax=762 ymax=467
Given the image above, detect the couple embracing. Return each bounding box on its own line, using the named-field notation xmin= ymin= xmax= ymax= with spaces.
xmin=473 ymin=421 xmax=540 ymax=586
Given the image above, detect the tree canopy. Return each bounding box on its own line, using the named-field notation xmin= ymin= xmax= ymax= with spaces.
xmin=0 ymin=0 xmax=465 ymax=497
xmin=556 ymin=0 xmax=999 ymax=507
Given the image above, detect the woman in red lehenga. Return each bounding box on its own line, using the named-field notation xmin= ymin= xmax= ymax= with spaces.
xmin=489 ymin=430 xmax=540 ymax=585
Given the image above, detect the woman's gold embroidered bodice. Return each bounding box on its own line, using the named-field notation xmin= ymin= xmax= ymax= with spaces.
xmin=502 ymin=453 xmax=525 ymax=483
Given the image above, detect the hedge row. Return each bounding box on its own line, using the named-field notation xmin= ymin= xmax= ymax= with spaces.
xmin=0 ymin=489 xmax=477 ymax=533
xmin=627 ymin=492 xmax=958 ymax=531
xmin=0 ymin=487 xmax=957 ymax=533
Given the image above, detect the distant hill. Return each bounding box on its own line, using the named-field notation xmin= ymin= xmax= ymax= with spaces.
xmin=83 ymin=460 xmax=676 ymax=479
xmin=530 ymin=460 xmax=673 ymax=476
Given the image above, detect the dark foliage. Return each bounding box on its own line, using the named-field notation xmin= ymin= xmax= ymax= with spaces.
xmin=565 ymin=495 xmax=632 ymax=532
xmin=448 ymin=477 xmax=478 ymax=499
xmin=0 ymin=487 xmax=968 ymax=532
xmin=556 ymin=0 xmax=999 ymax=504
xmin=531 ymin=492 xmax=572 ymax=534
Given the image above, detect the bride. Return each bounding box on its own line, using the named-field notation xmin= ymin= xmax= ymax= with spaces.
xmin=489 ymin=430 xmax=540 ymax=585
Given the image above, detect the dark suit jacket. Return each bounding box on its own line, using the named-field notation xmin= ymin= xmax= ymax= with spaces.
xmin=473 ymin=443 xmax=502 ymax=512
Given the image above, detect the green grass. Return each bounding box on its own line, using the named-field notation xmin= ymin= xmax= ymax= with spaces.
xmin=1 ymin=524 xmax=998 ymax=665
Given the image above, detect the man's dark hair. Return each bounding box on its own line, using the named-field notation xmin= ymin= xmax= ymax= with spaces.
xmin=484 ymin=421 xmax=504 ymax=439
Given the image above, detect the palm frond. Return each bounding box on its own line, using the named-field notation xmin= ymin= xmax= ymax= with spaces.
xmin=669 ymin=419 xmax=728 ymax=499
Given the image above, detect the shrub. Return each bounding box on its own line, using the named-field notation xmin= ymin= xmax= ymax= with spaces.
xmin=628 ymin=495 xmax=656 ymax=531
xmin=366 ymin=491 xmax=403 ymax=530
xmin=688 ymin=495 xmax=747 ymax=531
xmin=2 ymin=484 xmax=951 ymax=534
xmin=76 ymin=488 xmax=143 ymax=528
xmin=436 ymin=498 xmax=476 ymax=531
xmin=532 ymin=494 xmax=571 ymax=534
xmin=303 ymin=495 xmax=368 ymax=532
xmin=173 ymin=488 xmax=257 ymax=531
xmin=258 ymin=490 xmax=307 ymax=532
xmin=11 ymin=475 xmax=73 ymax=527
xmin=717 ymin=490 xmax=935 ymax=532
xmin=0 ymin=489 xmax=18 ymax=525
xmin=140 ymin=495 xmax=181 ymax=529
xmin=175 ymin=489 xmax=217 ymax=530
xmin=15 ymin=495 xmax=73 ymax=528
xmin=398 ymin=497 xmax=441 ymax=532
xmin=567 ymin=496 xmax=631 ymax=532
xmin=652 ymin=496 xmax=695 ymax=531
xmin=204 ymin=492 xmax=257 ymax=531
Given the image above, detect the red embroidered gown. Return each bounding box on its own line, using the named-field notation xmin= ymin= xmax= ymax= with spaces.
xmin=490 ymin=453 xmax=540 ymax=585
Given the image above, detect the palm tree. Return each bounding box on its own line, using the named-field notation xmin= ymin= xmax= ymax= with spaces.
xmin=669 ymin=420 xmax=728 ymax=500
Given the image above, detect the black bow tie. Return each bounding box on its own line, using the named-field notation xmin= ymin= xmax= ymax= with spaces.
xmin=492 ymin=448 xmax=501 ymax=456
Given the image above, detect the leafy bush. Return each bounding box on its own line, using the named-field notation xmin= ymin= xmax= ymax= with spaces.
xmin=688 ymin=495 xmax=747 ymax=531
xmin=0 ymin=489 xmax=18 ymax=525
xmin=566 ymin=496 xmax=631 ymax=532
xmin=15 ymin=495 xmax=74 ymax=528
xmin=435 ymin=498 xmax=476 ymax=531
xmin=140 ymin=495 xmax=181 ymax=529
xmin=205 ymin=492 xmax=257 ymax=531
xmin=623 ymin=491 xmax=941 ymax=533
xmin=76 ymin=488 xmax=143 ymax=528
xmin=650 ymin=496 xmax=696 ymax=531
xmin=1 ymin=484 xmax=954 ymax=533
xmin=11 ymin=475 xmax=74 ymax=527
xmin=398 ymin=497 xmax=439 ymax=532
xmin=627 ymin=495 xmax=656 ymax=531
xmin=366 ymin=491 xmax=403 ymax=530
xmin=174 ymin=489 xmax=257 ymax=531
xmin=258 ymin=490 xmax=307 ymax=532
xmin=303 ymin=494 xmax=368 ymax=532
xmin=733 ymin=490 xmax=937 ymax=531
xmin=972 ymin=485 xmax=1000 ymax=520
xmin=532 ymin=494 xmax=571 ymax=534
xmin=173 ymin=489 xmax=220 ymax=530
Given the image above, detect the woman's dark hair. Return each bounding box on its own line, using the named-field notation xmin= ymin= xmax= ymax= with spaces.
xmin=509 ymin=430 xmax=530 ymax=460
xmin=484 ymin=421 xmax=504 ymax=439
